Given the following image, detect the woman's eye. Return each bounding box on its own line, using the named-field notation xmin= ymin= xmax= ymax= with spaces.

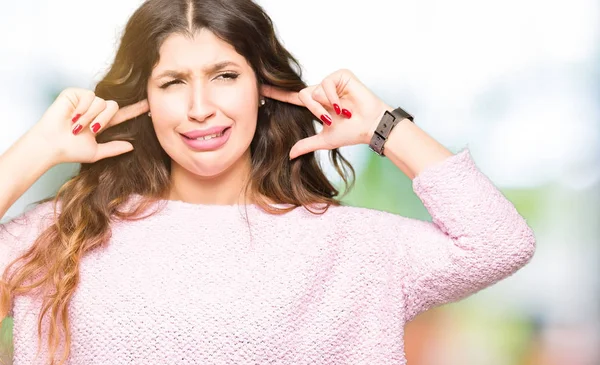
xmin=159 ymin=80 xmax=182 ymax=89
xmin=159 ymin=73 xmax=238 ymax=88
xmin=217 ymin=72 xmax=239 ymax=81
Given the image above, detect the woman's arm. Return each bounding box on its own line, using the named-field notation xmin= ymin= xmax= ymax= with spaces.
xmin=364 ymin=105 xmax=454 ymax=180
xmin=0 ymin=132 xmax=55 ymax=220
xmin=387 ymin=148 xmax=536 ymax=322
xmin=0 ymin=89 xmax=148 ymax=221
xmin=362 ymin=107 xmax=537 ymax=320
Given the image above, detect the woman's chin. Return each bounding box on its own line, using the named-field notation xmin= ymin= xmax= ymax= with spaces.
xmin=173 ymin=153 xmax=244 ymax=179
xmin=183 ymin=162 xmax=231 ymax=179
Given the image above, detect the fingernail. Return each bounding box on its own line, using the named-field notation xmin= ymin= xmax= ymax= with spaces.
xmin=72 ymin=114 xmax=81 ymax=123
xmin=72 ymin=124 xmax=83 ymax=135
xmin=341 ymin=109 xmax=352 ymax=118
xmin=91 ymin=123 xmax=101 ymax=133
xmin=320 ymin=114 xmax=332 ymax=126
xmin=333 ymin=104 xmax=341 ymax=115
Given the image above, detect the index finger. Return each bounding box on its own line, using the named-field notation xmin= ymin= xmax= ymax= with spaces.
xmin=261 ymin=85 xmax=304 ymax=106
xmin=107 ymin=99 xmax=149 ymax=127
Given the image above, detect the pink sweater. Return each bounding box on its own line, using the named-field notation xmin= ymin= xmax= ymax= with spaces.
xmin=1 ymin=149 xmax=536 ymax=364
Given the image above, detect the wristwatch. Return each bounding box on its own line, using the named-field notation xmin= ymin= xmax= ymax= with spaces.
xmin=368 ymin=106 xmax=414 ymax=156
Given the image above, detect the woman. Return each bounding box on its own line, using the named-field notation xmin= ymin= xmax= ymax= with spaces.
xmin=0 ymin=0 xmax=536 ymax=364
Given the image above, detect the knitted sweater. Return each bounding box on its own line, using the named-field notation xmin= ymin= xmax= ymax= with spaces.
xmin=0 ymin=149 xmax=536 ymax=365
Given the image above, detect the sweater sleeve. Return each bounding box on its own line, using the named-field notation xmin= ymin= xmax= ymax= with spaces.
xmin=0 ymin=201 xmax=57 ymax=276
xmin=394 ymin=148 xmax=536 ymax=322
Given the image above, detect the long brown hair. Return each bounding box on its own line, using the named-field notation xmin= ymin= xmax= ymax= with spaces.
xmin=0 ymin=0 xmax=355 ymax=363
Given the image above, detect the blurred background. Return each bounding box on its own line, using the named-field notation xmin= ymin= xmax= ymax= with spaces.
xmin=1 ymin=0 xmax=598 ymax=364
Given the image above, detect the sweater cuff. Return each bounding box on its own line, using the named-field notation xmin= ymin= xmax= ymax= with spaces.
xmin=412 ymin=148 xmax=474 ymax=195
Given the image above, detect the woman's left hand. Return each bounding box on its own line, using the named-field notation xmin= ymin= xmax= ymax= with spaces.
xmin=261 ymin=69 xmax=391 ymax=160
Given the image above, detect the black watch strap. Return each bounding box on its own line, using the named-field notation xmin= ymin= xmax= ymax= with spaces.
xmin=369 ymin=107 xmax=414 ymax=156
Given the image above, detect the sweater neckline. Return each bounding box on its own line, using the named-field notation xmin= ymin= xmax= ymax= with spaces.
xmin=163 ymin=198 xmax=296 ymax=210
xmin=127 ymin=193 xmax=298 ymax=212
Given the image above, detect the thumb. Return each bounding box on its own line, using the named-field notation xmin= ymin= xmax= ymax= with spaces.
xmin=93 ymin=141 xmax=134 ymax=161
xmin=289 ymin=134 xmax=330 ymax=160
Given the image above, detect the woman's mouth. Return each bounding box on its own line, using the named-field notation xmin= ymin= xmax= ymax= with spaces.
xmin=180 ymin=127 xmax=232 ymax=151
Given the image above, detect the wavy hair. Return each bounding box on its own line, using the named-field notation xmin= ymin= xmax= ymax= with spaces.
xmin=0 ymin=0 xmax=355 ymax=363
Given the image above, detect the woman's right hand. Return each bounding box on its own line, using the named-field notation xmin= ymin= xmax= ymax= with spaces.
xmin=27 ymin=88 xmax=149 ymax=165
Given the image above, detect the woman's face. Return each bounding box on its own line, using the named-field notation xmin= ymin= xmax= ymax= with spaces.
xmin=147 ymin=29 xmax=260 ymax=178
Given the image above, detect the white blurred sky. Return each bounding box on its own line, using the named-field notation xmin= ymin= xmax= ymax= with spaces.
xmin=0 ymin=0 xmax=598 ymax=189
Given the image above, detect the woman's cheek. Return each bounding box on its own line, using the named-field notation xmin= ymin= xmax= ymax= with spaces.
xmin=155 ymin=93 xmax=188 ymax=122
xmin=227 ymin=94 xmax=257 ymax=118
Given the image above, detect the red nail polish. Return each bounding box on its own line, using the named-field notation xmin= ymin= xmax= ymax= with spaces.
xmin=91 ymin=123 xmax=101 ymax=133
xmin=72 ymin=114 xmax=81 ymax=123
xmin=320 ymin=114 xmax=332 ymax=126
xmin=341 ymin=109 xmax=352 ymax=118
xmin=72 ymin=124 xmax=83 ymax=135
xmin=333 ymin=104 xmax=341 ymax=115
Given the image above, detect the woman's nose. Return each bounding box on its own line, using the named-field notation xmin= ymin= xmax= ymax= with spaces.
xmin=188 ymin=84 xmax=216 ymax=123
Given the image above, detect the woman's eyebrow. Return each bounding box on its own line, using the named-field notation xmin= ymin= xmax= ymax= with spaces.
xmin=154 ymin=61 xmax=241 ymax=80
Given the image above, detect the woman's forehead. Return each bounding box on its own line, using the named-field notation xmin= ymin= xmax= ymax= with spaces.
xmin=152 ymin=29 xmax=248 ymax=76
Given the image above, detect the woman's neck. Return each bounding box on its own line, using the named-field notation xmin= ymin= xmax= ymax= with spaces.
xmin=168 ymin=152 xmax=255 ymax=206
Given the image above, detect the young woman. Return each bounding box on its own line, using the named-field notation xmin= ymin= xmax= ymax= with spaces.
xmin=0 ymin=0 xmax=536 ymax=364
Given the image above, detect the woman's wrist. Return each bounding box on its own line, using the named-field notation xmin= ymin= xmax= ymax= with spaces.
xmin=361 ymin=104 xmax=394 ymax=145
xmin=21 ymin=128 xmax=61 ymax=169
